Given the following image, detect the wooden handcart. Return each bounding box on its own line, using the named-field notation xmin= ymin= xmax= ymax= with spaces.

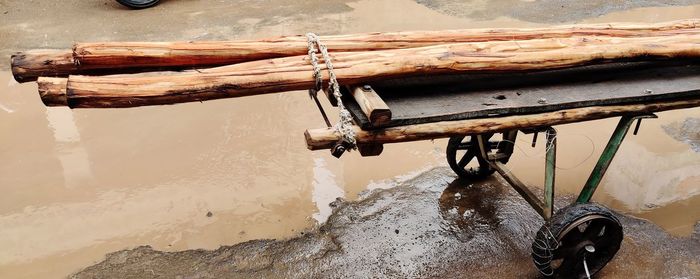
xmin=305 ymin=61 xmax=700 ymax=278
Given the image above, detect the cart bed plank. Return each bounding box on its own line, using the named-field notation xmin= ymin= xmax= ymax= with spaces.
xmin=345 ymin=62 xmax=700 ymax=129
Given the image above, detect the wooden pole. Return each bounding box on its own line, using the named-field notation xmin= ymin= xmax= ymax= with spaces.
xmin=37 ymin=34 xmax=700 ymax=108
xmin=12 ymin=19 xmax=700 ymax=82
xmin=37 ymin=77 xmax=69 ymax=107
xmin=304 ymin=98 xmax=700 ymax=150
xmin=11 ymin=50 xmax=77 ymax=83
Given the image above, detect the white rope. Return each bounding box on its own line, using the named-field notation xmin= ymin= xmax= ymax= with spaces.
xmin=498 ymin=131 xmax=596 ymax=170
xmin=306 ymin=33 xmax=357 ymax=148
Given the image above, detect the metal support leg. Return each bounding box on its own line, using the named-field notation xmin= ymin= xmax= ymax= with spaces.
xmin=544 ymin=127 xmax=557 ymax=220
xmin=499 ymin=130 xmax=518 ymax=163
xmin=576 ymin=114 xmax=657 ymax=203
xmin=491 ymin=161 xmax=546 ymax=217
xmin=481 ymin=131 xmax=547 ymax=218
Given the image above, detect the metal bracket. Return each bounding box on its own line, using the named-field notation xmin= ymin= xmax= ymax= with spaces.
xmin=331 ymin=139 xmax=353 ymax=158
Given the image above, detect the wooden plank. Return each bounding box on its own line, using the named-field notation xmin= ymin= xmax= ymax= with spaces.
xmin=346 ymin=62 xmax=700 ymax=129
xmin=305 ymin=97 xmax=700 ymax=150
xmin=348 ymin=85 xmax=392 ymax=127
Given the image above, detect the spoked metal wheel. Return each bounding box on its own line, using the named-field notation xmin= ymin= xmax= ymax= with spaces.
xmin=532 ymin=203 xmax=623 ymax=279
xmin=116 ymin=0 xmax=160 ymax=9
xmin=446 ymin=134 xmax=494 ymax=179
xmin=446 ymin=133 xmax=511 ymax=179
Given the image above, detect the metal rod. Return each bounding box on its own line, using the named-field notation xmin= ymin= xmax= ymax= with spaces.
xmin=502 ymin=131 xmax=518 ymax=162
xmin=310 ymin=91 xmax=332 ymax=127
xmin=479 ymin=131 xmax=546 ymax=218
xmin=633 ymin=118 xmax=642 ymax=135
xmin=544 ymin=127 xmax=557 ymax=220
xmin=491 ymin=161 xmax=546 ymax=218
xmin=531 ymin=132 xmax=539 ymax=148
xmin=576 ymin=114 xmax=657 ymax=203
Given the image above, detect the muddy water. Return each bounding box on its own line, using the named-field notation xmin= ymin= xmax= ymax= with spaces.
xmin=506 ymin=112 xmax=700 ymax=235
xmin=1 ymin=1 xmax=700 ymax=278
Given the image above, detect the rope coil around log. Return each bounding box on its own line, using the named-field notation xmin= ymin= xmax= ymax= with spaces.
xmin=306 ymin=33 xmax=357 ymax=152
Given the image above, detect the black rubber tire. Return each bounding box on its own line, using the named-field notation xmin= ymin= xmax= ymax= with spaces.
xmin=116 ymin=0 xmax=160 ymax=9
xmin=531 ymin=203 xmax=623 ymax=279
xmin=446 ymin=135 xmax=496 ymax=180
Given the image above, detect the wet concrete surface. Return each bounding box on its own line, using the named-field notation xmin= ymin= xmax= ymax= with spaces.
xmin=71 ymin=168 xmax=700 ymax=279
xmin=414 ymin=0 xmax=700 ymax=23
xmin=664 ymin=117 xmax=700 ymax=153
xmin=2 ymin=0 xmax=700 ymax=278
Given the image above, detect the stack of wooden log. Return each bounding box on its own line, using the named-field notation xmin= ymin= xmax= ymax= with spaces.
xmin=10 ymin=20 xmax=700 ymax=152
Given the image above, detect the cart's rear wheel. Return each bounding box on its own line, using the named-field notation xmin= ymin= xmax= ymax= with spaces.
xmin=532 ymin=203 xmax=623 ymax=278
xmin=446 ymin=135 xmax=496 ymax=179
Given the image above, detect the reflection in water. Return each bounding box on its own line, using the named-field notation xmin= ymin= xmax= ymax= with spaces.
xmin=604 ymin=142 xmax=700 ymax=210
xmin=311 ymin=157 xmax=344 ymax=223
xmin=45 ymin=108 xmax=94 ymax=188
xmin=438 ymin=178 xmax=503 ymax=242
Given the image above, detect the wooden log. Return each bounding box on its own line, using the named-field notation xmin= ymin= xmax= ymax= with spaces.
xmin=37 ymin=77 xmax=69 ymax=107
xmin=11 ymin=50 xmax=77 ymax=83
xmin=37 ymin=33 xmax=700 ymax=108
xmin=304 ymin=98 xmax=700 ymax=150
xmin=348 ymin=85 xmax=391 ymax=127
xmin=12 ymin=19 xmax=700 ymax=82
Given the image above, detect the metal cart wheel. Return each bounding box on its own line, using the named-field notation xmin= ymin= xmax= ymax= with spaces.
xmin=446 ymin=132 xmax=515 ymax=180
xmin=446 ymin=134 xmax=495 ymax=179
xmin=116 ymin=0 xmax=160 ymax=9
xmin=531 ymin=203 xmax=623 ymax=279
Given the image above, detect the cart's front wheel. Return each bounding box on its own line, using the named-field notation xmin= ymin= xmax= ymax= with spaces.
xmin=446 ymin=135 xmax=496 ymax=179
xmin=531 ymin=203 xmax=623 ymax=278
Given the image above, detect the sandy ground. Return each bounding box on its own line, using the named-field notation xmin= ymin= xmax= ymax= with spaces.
xmin=1 ymin=0 xmax=700 ymax=278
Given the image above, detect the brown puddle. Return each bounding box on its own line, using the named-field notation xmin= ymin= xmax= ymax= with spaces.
xmin=1 ymin=0 xmax=700 ymax=278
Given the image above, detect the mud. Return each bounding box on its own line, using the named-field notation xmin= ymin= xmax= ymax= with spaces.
xmin=1 ymin=0 xmax=700 ymax=278
xmin=71 ymin=168 xmax=700 ymax=279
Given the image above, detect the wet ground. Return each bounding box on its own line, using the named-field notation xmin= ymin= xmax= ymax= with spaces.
xmin=1 ymin=0 xmax=700 ymax=278
xmin=71 ymin=168 xmax=700 ymax=278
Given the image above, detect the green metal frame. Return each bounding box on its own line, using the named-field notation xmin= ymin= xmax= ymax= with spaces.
xmin=476 ymin=114 xmax=656 ymax=221
xmin=543 ymin=127 xmax=557 ymax=220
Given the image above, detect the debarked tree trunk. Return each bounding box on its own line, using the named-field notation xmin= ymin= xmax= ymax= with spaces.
xmin=12 ymin=19 xmax=700 ymax=82
xmin=36 ymin=34 xmax=700 ymax=108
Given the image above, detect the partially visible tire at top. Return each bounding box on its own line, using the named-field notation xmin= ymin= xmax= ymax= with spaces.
xmin=531 ymin=203 xmax=623 ymax=279
xmin=117 ymin=0 xmax=160 ymax=9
